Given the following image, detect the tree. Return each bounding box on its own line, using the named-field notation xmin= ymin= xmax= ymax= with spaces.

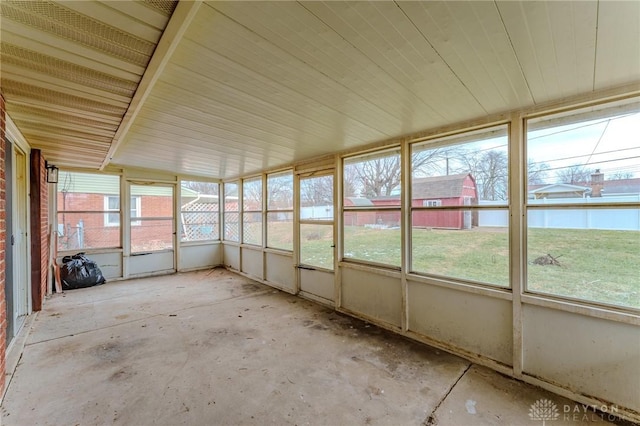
xmin=181 ymin=181 xmax=218 ymax=195
xmin=300 ymin=176 xmax=333 ymax=206
xmin=267 ymin=174 xmax=293 ymax=209
xmin=607 ymin=171 xmax=634 ymax=180
xmin=555 ymin=165 xmax=592 ymax=185
xmin=452 ymin=149 xmax=508 ymax=201
xmin=527 ymin=159 xmax=550 ymax=185
xmin=344 ymin=149 xmax=442 ymax=198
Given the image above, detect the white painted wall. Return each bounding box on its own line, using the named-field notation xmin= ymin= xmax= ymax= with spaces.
xmin=523 ymin=305 xmax=640 ymax=412
xmin=179 ymin=243 xmax=221 ymax=272
xmin=341 ymin=266 xmax=402 ymax=328
xmin=407 ymin=280 xmax=513 ymax=365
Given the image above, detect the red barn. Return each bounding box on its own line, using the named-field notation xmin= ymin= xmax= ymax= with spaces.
xmin=410 ymin=173 xmax=477 ymax=229
xmin=369 ymin=173 xmax=478 ymax=230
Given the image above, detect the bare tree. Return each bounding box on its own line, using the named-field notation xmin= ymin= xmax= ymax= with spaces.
xmin=555 ymin=165 xmax=592 ymax=185
xmin=344 ymin=149 xmax=442 ymax=198
xmin=300 ymin=176 xmax=333 ymax=206
xmin=181 ymin=181 xmax=219 ymax=195
xmin=242 ymin=179 xmax=263 ymax=208
xmin=527 ymin=159 xmax=550 ymax=185
xmin=267 ymin=174 xmax=293 ymax=209
xmin=451 ymin=149 xmax=508 ymax=201
xmin=607 ymin=171 xmax=634 ymax=180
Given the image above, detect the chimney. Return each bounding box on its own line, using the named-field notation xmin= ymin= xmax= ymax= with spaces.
xmin=591 ymin=169 xmax=604 ymax=197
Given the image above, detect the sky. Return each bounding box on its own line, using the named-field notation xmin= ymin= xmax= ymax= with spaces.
xmin=527 ymin=111 xmax=640 ymax=182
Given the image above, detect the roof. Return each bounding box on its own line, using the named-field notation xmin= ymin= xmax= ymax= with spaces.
xmin=411 ymin=174 xmax=476 ymax=199
xmin=602 ymin=178 xmax=640 ymax=195
xmin=58 ymin=171 xmax=199 ymax=197
xmin=528 ymin=178 xmax=640 ymax=196
xmin=529 ymin=183 xmax=590 ymax=194
xmin=345 ymin=197 xmax=374 ymax=207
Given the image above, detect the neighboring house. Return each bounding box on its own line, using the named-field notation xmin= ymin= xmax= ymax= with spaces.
xmin=528 ymin=175 xmax=640 ymax=199
xmin=408 ymin=173 xmax=478 ymax=229
xmin=346 ymin=173 xmax=478 ymax=230
xmin=529 ymin=183 xmax=591 ymax=199
xmin=57 ymin=172 xmax=201 ymax=250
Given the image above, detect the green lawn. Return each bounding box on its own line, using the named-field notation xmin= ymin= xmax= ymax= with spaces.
xmin=267 ymin=221 xmax=639 ymax=309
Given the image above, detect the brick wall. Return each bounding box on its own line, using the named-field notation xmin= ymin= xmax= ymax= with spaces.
xmin=1 ymin=93 xmax=7 ymax=395
xmin=57 ymin=192 xmax=173 ymax=251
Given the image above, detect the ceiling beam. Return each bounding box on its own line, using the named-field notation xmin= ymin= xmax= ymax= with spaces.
xmin=100 ymin=0 xmax=203 ymax=170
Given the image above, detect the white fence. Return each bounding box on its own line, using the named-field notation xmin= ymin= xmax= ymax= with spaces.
xmin=478 ymin=196 xmax=640 ymax=231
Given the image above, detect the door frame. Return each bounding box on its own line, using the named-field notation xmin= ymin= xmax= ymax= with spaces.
xmin=124 ymin=180 xmax=177 ymax=278
xmin=4 ymin=118 xmax=32 ymax=345
xmin=295 ymin=169 xmax=336 ymax=305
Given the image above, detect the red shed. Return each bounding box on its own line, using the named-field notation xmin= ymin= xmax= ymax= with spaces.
xmin=369 ymin=173 xmax=477 ymax=230
xmin=410 ymin=173 xmax=477 ymax=229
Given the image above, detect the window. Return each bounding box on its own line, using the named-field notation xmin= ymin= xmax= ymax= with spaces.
xmin=343 ymin=149 xmax=401 ymax=268
xmin=526 ymin=98 xmax=640 ymax=309
xmin=223 ymin=182 xmax=239 ymax=242
xmin=242 ymin=177 xmax=263 ymax=246
xmin=57 ymin=171 xmax=121 ymax=251
xmin=267 ymin=171 xmax=293 ymax=251
xmin=422 ymin=200 xmax=442 ymax=207
xmin=300 ymin=174 xmax=334 ymax=270
xmin=104 ymin=196 xmax=140 ymax=226
xmin=180 ymin=181 xmax=219 ymax=242
xmin=130 ymin=184 xmax=174 ymax=253
xmin=410 ymin=125 xmax=509 ymax=286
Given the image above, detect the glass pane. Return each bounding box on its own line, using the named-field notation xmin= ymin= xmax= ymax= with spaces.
xmin=343 ymin=211 xmax=401 ymax=267
xmin=243 ymin=177 xmax=262 ymax=211
xmin=224 ymin=212 xmax=239 ymax=242
xmin=108 ymin=197 xmax=119 ymax=210
xmin=300 ymin=176 xmax=333 ymax=220
xmin=267 ymin=211 xmax=293 ymax=251
xmin=412 ymin=125 xmax=508 ymax=206
xmin=57 ymin=171 xmax=120 ymax=211
xmin=268 ymin=172 xmax=293 ymax=210
xmin=411 ymin=210 xmax=509 ymax=286
xmin=344 ymin=149 xmax=401 ymax=201
xmin=300 ymin=223 xmax=334 ymax=270
xmin=130 ymin=184 xmax=173 ymax=253
xmin=180 ymin=181 xmax=219 ymax=242
xmin=57 ymin=212 xmax=120 ymax=251
xmin=527 ymin=100 xmax=640 ymax=204
xmin=527 ymin=209 xmax=640 ymax=309
xmin=131 ymin=219 xmax=173 ymax=252
xmin=224 ymin=182 xmax=239 ymax=210
xmin=243 ymin=212 xmax=262 ymax=246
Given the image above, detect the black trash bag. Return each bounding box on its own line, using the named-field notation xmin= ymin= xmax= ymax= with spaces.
xmin=60 ymin=252 xmax=106 ymax=290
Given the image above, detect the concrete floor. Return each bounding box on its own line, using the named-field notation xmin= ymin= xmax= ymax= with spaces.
xmin=0 ymin=269 xmax=628 ymax=426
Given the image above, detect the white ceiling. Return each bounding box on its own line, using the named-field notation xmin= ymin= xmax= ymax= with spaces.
xmin=2 ymin=1 xmax=639 ymax=179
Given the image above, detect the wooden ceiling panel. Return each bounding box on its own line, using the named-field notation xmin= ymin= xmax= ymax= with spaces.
xmin=594 ymin=1 xmax=640 ymax=90
xmin=495 ymin=1 xmax=598 ymax=103
xmin=2 ymin=1 xmax=639 ymax=178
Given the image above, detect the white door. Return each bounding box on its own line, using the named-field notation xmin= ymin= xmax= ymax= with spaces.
xmin=127 ymin=183 xmax=176 ymax=276
xmin=13 ymin=146 xmax=29 ymax=333
xmin=297 ymin=173 xmax=335 ymax=304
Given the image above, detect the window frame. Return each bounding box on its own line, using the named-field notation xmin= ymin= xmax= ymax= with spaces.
xmin=342 ymin=147 xmax=402 ymax=270
xmin=523 ymin=98 xmax=640 ymax=311
xmin=408 ymin=123 xmax=511 ymax=287
xmin=179 ymin=180 xmax=220 ymax=243
xmin=104 ymin=195 xmax=141 ymax=227
xmin=266 ymin=170 xmax=294 ymax=251
xmin=223 ymin=181 xmax=240 ymax=243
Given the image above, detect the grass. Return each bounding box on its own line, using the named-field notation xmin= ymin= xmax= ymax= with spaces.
xmin=266 ymin=221 xmax=640 ymax=309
